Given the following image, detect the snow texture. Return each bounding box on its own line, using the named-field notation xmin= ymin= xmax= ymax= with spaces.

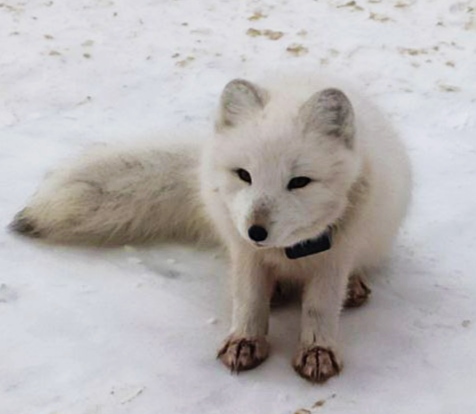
xmin=1 ymin=1 xmax=476 ymax=413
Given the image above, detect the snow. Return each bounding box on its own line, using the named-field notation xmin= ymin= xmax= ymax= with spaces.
xmin=1 ymin=0 xmax=476 ymax=413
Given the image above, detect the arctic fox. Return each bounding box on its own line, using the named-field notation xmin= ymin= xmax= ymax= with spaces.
xmin=11 ymin=74 xmax=411 ymax=383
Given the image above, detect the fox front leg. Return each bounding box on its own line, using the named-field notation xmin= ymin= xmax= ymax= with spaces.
xmin=293 ymin=261 xmax=349 ymax=383
xmin=218 ymin=248 xmax=271 ymax=372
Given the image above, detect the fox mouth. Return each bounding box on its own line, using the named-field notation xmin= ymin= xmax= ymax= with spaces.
xmin=252 ymin=241 xmax=268 ymax=248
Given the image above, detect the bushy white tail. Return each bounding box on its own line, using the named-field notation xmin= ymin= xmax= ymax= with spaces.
xmin=11 ymin=143 xmax=217 ymax=246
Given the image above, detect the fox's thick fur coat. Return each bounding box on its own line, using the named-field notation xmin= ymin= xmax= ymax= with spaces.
xmin=11 ymin=74 xmax=411 ymax=382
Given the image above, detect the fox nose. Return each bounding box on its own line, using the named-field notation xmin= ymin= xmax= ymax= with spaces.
xmin=248 ymin=225 xmax=268 ymax=242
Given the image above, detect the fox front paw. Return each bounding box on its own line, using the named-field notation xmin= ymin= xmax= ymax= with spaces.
xmin=217 ymin=336 xmax=269 ymax=372
xmin=293 ymin=346 xmax=342 ymax=383
xmin=344 ymin=273 xmax=371 ymax=308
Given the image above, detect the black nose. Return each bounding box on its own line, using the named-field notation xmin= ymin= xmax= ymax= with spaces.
xmin=248 ymin=225 xmax=268 ymax=242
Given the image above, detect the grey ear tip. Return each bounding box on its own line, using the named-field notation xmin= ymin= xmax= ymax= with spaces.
xmin=219 ymin=78 xmax=266 ymax=129
xmin=299 ymin=87 xmax=355 ymax=146
xmin=227 ymin=78 xmax=248 ymax=85
xmin=322 ymin=87 xmax=343 ymax=94
xmin=320 ymin=88 xmax=350 ymax=100
xmin=317 ymin=88 xmax=353 ymax=112
xmin=224 ymin=79 xmax=254 ymax=92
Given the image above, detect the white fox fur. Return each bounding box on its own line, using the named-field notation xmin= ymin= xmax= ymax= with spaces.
xmin=11 ymin=73 xmax=411 ymax=383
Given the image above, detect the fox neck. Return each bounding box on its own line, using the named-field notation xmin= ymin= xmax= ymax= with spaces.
xmin=284 ymin=227 xmax=333 ymax=259
xmin=283 ymin=168 xmax=369 ymax=260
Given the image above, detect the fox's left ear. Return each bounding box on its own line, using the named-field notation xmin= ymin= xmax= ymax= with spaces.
xmin=216 ymin=79 xmax=267 ymax=130
xmin=298 ymin=88 xmax=355 ymax=148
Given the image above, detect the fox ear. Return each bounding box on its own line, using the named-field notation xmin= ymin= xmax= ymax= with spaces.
xmin=298 ymin=88 xmax=355 ymax=148
xmin=217 ymin=79 xmax=267 ymax=129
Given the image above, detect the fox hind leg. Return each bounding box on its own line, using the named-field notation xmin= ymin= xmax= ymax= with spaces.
xmin=344 ymin=273 xmax=371 ymax=308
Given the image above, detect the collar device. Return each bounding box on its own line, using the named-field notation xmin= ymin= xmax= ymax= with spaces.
xmin=284 ymin=228 xmax=333 ymax=259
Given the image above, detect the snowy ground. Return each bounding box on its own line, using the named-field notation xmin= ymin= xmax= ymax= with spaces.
xmin=1 ymin=0 xmax=476 ymax=413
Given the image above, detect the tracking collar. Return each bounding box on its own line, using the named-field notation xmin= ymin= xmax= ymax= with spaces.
xmin=284 ymin=228 xmax=333 ymax=259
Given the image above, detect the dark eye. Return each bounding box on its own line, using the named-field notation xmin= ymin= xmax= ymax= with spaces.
xmin=287 ymin=176 xmax=312 ymax=190
xmin=235 ymin=168 xmax=252 ymax=184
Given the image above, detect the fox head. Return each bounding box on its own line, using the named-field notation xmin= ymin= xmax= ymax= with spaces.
xmin=204 ymin=78 xmax=362 ymax=249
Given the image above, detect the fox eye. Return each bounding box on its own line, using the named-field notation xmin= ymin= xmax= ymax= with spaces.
xmin=235 ymin=168 xmax=252 ymax=184
xmin=287 ymin=176 xmax=312 ymax=190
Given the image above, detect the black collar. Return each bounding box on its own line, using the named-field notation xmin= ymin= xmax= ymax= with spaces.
xmin=284 ymin=228 xmax=333 ymax=259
